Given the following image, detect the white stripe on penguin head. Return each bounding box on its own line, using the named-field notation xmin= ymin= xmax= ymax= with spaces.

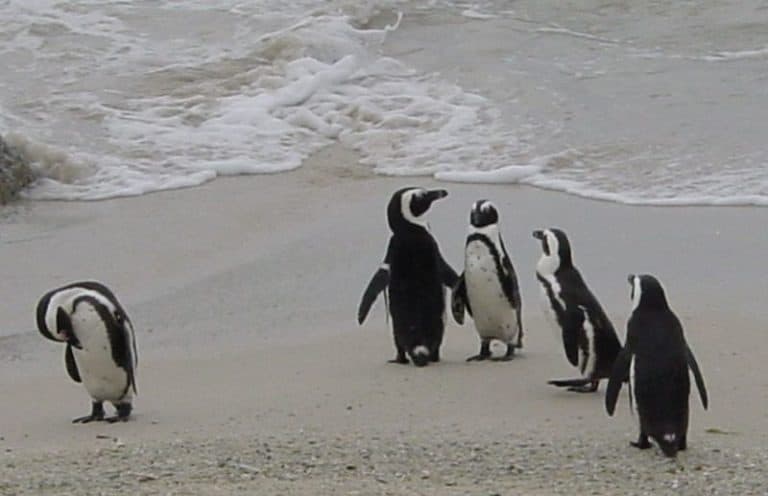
xmin=536 ymin=229 xmax=561 ymax=276
xmin=400 ymin=188 xmax=429 ymax=228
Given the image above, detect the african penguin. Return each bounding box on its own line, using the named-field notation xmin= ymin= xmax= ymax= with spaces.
xmin=533 ymin=228 xmax=621 ymax=392
xmin=37 ymin=281 xmax=138 ymax=423
xmin=606 ymin=274 xmax=708 ymax=457
xmin=357 ymin=187 xmax=458 ymax=366
xmin=452 ymin=200 xmax=523 ymax=361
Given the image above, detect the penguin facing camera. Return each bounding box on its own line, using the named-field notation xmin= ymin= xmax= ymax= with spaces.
xmin=452 ymin=200 xmax=523 ymax=361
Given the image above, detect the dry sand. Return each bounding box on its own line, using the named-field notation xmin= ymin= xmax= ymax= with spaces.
xmin=1 ymin=147 xmax=767 ymax=494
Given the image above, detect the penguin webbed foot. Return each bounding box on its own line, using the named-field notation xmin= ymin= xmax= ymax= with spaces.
xmin=466 ymin=354 xmax=490 ymax=362
xmin=491 ymin=344 xmax=516 ymax=362
xmin=548 ymin=378 xmax=599 ymax=393
xmin=630 ymin=434 xmax=652 ymax=450
xmin=566 ymin=381 xmax=599 ymax=393
xmin=106 ymin=403 xmax=132 ymax=423
xmin=388 ymin=355 xmax=409 ymax=365
xmin=73 ymin=402 xmax=105 ymax=424
xmin=466 ymin=341 xmax=491 ymax=362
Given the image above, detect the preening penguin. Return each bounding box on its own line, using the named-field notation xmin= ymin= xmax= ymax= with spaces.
xmin=533 ymin=228 xmax=621 ymax=392
xmin=37 ymin=282 xmax=138 ymax=423
xmin=452 ymin=200 xmax=523 ymax=361
xmin=606 ymin=274 xmax=708 ymax=457
xmin=357 ymin=187 xmax=458 ymax=366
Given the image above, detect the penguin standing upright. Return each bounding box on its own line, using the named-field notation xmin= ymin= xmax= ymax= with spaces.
xmin=452 ymin=200 xmax=523 ymax=361
xmin=37 ymin=281 xmax=138 ymax=423
xmin=606 ymin=274 xmax=708 ymax=457
xmin=357 ymin=187 xmax=458 ymax=367
xmin=532 ymin=228 xmax=621 ymax=392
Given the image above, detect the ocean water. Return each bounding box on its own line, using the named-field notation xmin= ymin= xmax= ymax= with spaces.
xmin=1 ymin=0 xmax=767 ymax=205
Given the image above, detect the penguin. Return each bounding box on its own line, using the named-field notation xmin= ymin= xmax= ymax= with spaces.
xmin=606 ymin=274 xmax=708 ymax=457
xmin=357 ymin=187 xmax=458 ymax=366
xmin=36 ymin=281 xmax=138 ymax=423
xmin=451 ymin=200 xmax=523 ymax=361
xmin=532 ymin=228 xmax=621 ymax=392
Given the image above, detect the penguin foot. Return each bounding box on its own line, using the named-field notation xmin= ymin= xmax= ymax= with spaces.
xmin=467 ymin=341 xmax=491 ymax=362
xmin=491 ymin=355 xmax=514 ymax=362
xmin=631 ymin=434 xmax=652 ymax=450
xmin=491 ymin=344 xmax=516 ymax=361
xmin=630 ymin=440 xmax=652 ymax=450
xmin=466 ymin=354 xmax=490 ymax=362
xmin=72 ymin=414 xmax=105 ymax=424
xmin=566 ymin=383 xmax=599 ymax=393
xmin=73 ymin=402 xmax=105 ymax=424
xmin=105 ymin=415 xmax=129 ymax=423
xmin=388 ymin=357 xmax=409 ymax=364
xmin=105 ymin=403 xmax=132 ymax=423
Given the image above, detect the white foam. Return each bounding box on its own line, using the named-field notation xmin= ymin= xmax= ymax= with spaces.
xmin=3 ymin=1 xmax=768 ymax=207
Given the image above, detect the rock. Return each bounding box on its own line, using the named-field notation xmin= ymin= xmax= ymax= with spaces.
xmin=0 ymin=135 xmax=35 ymax=204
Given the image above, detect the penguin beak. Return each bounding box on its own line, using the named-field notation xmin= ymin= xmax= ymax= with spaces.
xmin=627 ymin=274 xmax=635 ymax=285
xmin=427 ymin=189 xmax=448 ymax=202
xmin=532 ymin=230 xmax=544 ymax=240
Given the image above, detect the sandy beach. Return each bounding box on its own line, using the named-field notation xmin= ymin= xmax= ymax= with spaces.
xmin=0 ymin=144 xmax=766 ymax=495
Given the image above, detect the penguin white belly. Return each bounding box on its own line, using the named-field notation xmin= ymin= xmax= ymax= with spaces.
xmin=465 ymin=242 xmax=517 ymax=342
xmin=73 ymin=335 xmax=130 ymax=403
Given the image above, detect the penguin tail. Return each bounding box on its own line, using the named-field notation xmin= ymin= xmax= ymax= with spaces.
xmin=411 ymin=346 xmax=430 ymax=367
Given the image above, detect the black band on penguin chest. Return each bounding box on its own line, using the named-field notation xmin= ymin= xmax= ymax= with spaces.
xmin=468 ymin=233 xmax=515 ymax=305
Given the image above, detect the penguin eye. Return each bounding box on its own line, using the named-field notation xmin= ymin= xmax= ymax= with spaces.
xmin=114 ymin=311 xmax=124 ymax=324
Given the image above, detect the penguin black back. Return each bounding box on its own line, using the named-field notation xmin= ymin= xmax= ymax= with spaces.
xmin=358 ymin=187 xmax=457 ymax=366
xmin=606 ymin=274 xmax=708 ymax=457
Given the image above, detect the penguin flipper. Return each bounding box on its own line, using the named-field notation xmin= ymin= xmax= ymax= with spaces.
xmin=562 ymin=319 xmax=581 ymax=367
xmin=439 ymin=252 xmax=458 ymax=289
xmin=357 ymin=267 xmax=390 ymax=325
xmin=686 ymin=345 xmax=708 ymax=410
xmin=450 ymin=274 xmax=471 ymax=324
xmin=65 ymin=344 xmax=81 ymax=383
xmin=499 ymin=240 xmax=521 ymax=308
xmin=605 ymin=348 xmax=632 ymax=416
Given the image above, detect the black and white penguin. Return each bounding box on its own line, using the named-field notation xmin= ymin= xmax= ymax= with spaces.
xmin=451 ymin=200 xmax=522 ymax=361
xmin=357 ymin=187 xmax=458 ymax=367
xmin=37 ymin=281 xmax=138 ymax=423
xmin=533 ymin=228 xmax=621 ymax=392
xmin=606 ymin=274 xmax=708 ymax=457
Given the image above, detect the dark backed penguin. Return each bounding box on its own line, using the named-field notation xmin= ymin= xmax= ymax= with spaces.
xmin=37 ymin=281 xmax=138 ymax=423
xmin=357 ymin=187 xmax=458 ymax=366
xmin=533 ymin=228 xmax=621 ymax=392
xmin=452 ymin=200 xmax=522 ymax=361
xmin=606 ymin=274 xmax=708 ymax=457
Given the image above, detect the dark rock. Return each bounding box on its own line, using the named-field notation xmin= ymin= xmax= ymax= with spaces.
xmin=0 ymin=134 xmax=35 ymax=204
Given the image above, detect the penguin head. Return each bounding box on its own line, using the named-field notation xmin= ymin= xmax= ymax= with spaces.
xmin=532 ymin=228 xmax=573 ymax=273
xmin=55 ymin=307 xmax=81 ymax=349
xmin=387 ymin=187 xmax=448 ymax=233
xmin=628 ymin=274 xmax=670 ymax=312
xmin=470 ymin=200 xmax=499 ymax=228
